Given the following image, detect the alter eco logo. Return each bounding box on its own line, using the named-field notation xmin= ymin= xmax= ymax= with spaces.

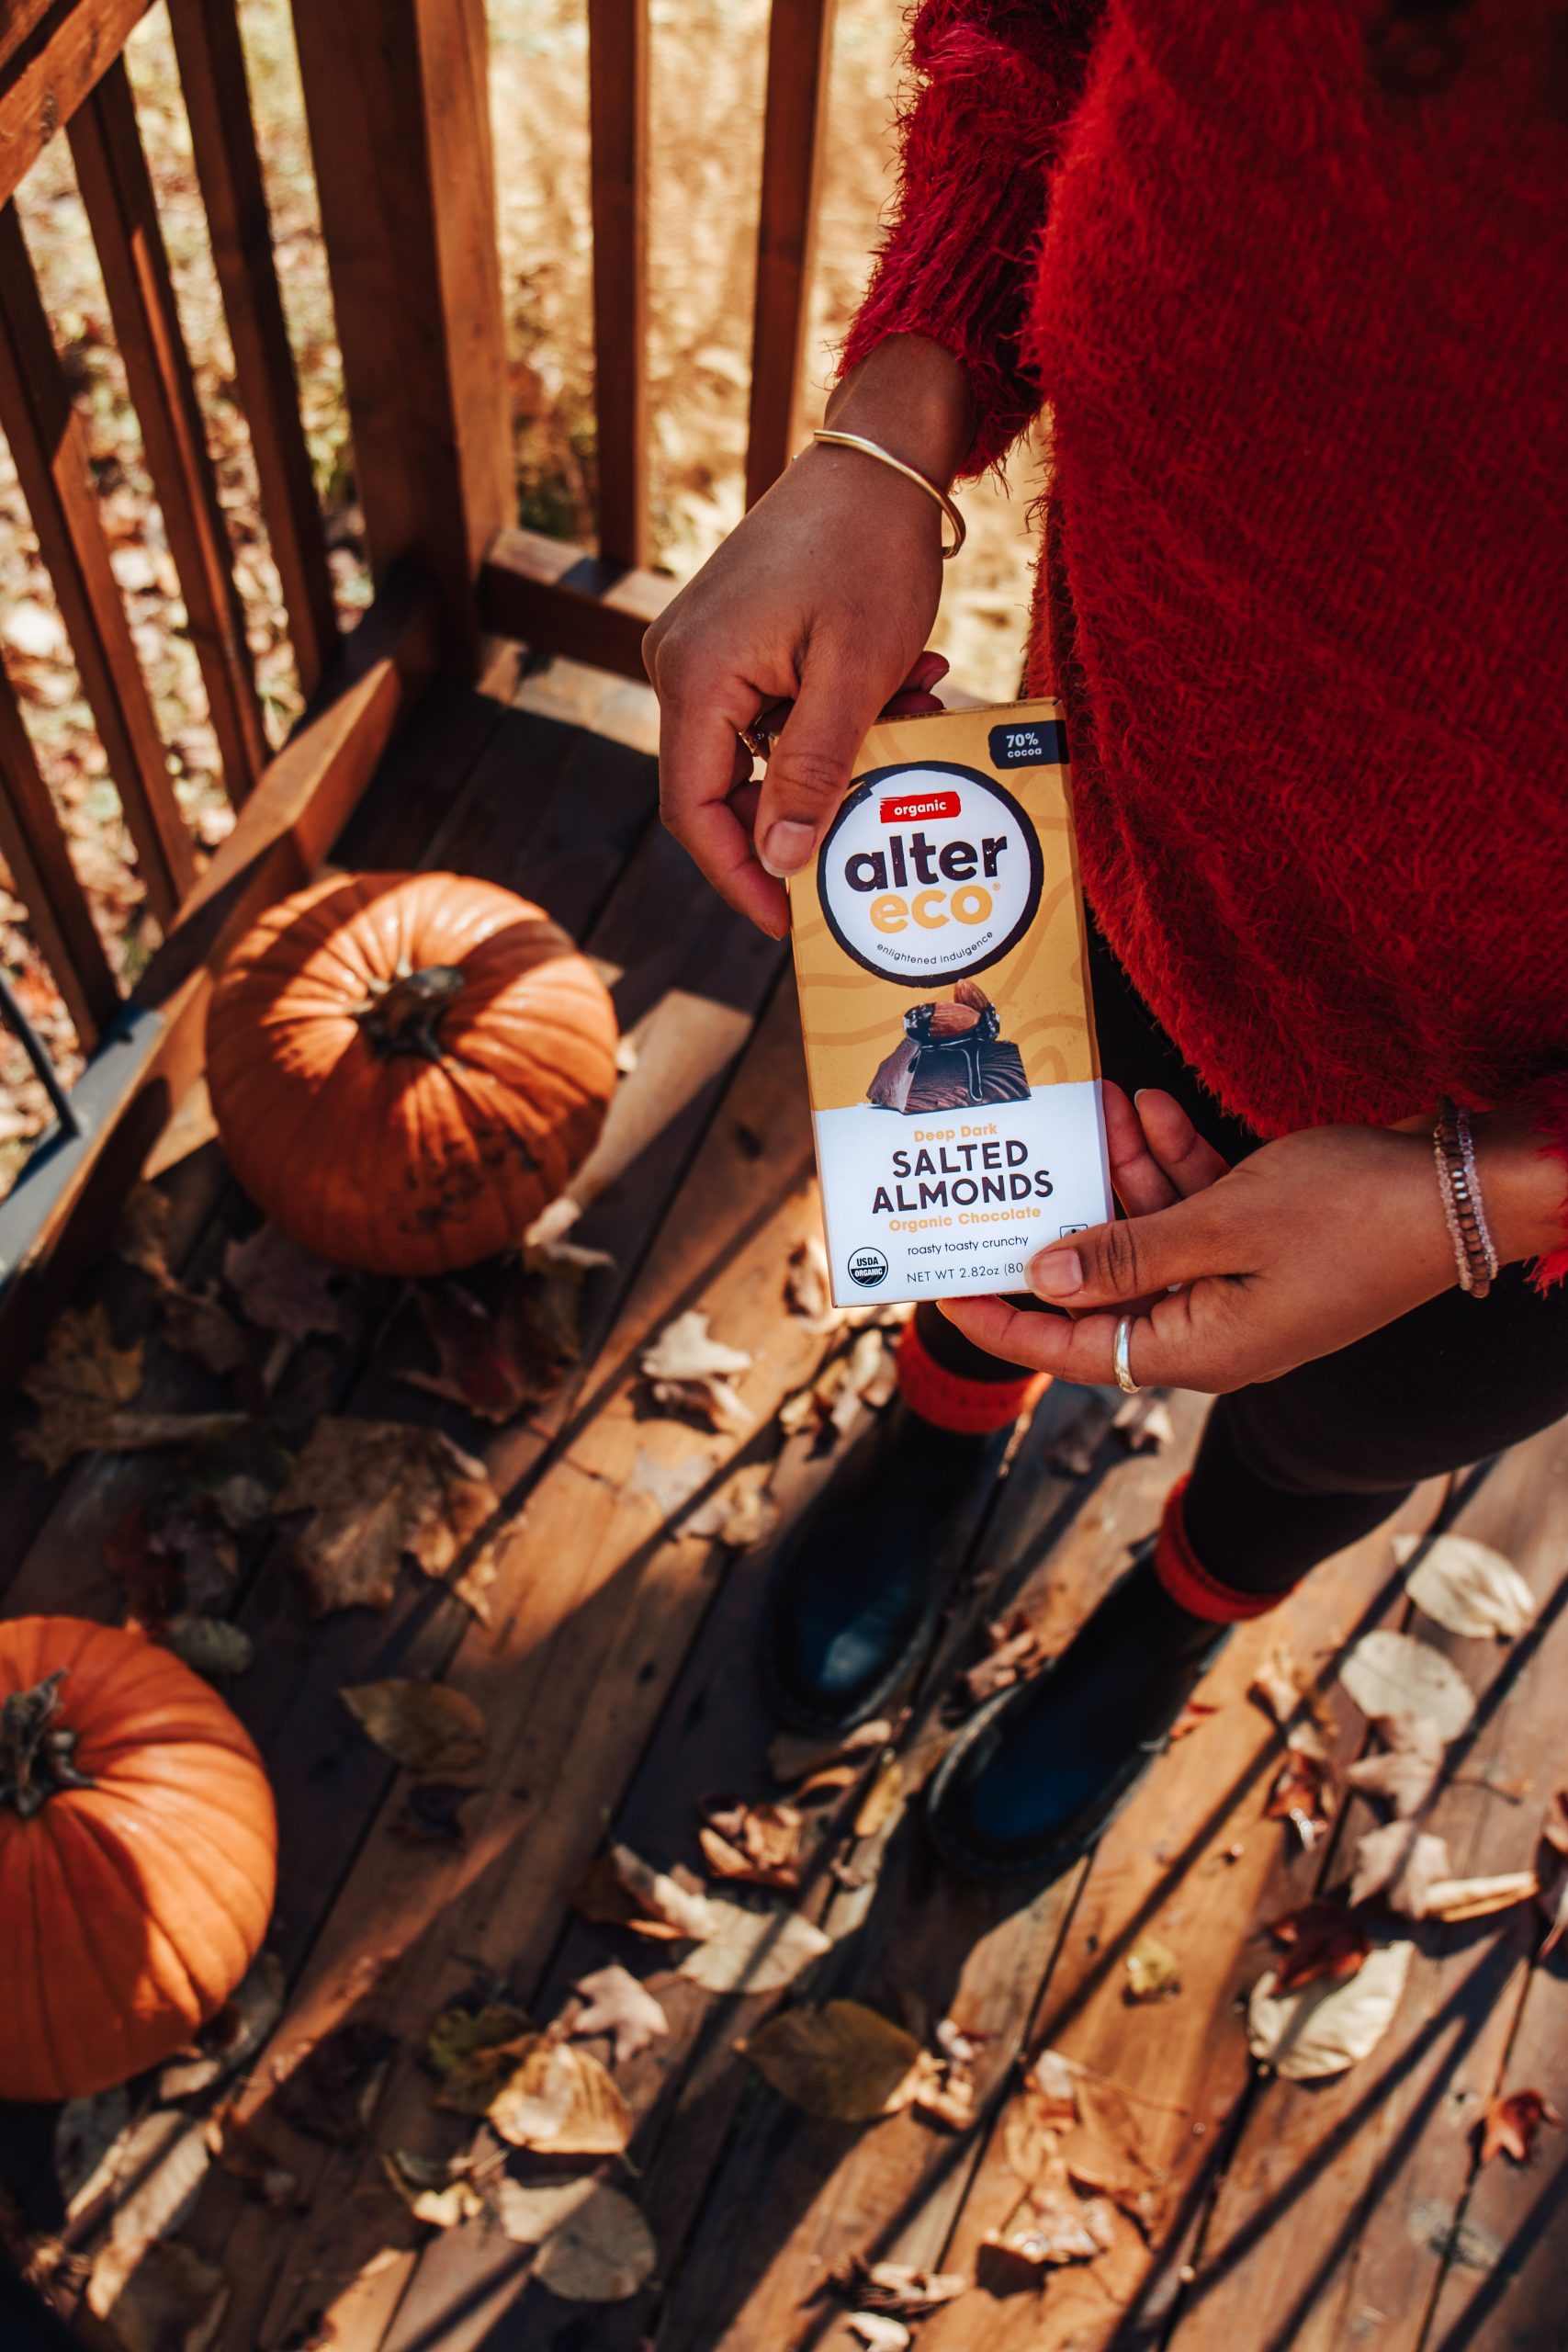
xmin=817 ymin=763 xmax=1043 ymax=987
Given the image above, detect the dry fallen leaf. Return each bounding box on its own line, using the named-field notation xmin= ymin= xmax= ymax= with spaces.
xmin=784 ymin=1236 xmax=836 ymax=1329
xmin=743 ymin=1999 xmax=922 ymax=2120
xmin=494 ymin=2176 xmax=657 ymax=2302
xmin=568 ymin=1842 xmax=719 ymax=1941
xmin=166 ymin=1617 xmax=254 ymax=1681
xmin=1168 ymin=1699 xmax=1219 ymax=1743
xmin=641 ymin=1309 xmax=752 ymax=1384
xmin=115 ymin=1186 xmax=174 ymax=1286
xmin=341 ymin=1679 xmax=489 ymax=1777
xmin=1392 ymin=1532 xmax=1537 ymax=1641
xmin=223 ymin=1224 xmax=354 ymax=1343
xmin=698 ymin=1797 xmax=806 ymax=1891
xmin=1340 ymin=1630 xmax=1476 ymax=1740
xmin=983 ymin=2186 xmax=1117 ymax=2277
xmin=400 ymin=1238 xmax=610 ymax=1423
xmin=768 ymin=1718 xmax=893 ymax=1786
xmin=1247 ymin=1940 xmax=1412 ymax=2079
xmin=681 ymin=1468 xmax=780 ymax=1550
xmin=846 ymin=2316 xmax=911 ymax=2351
xmin=17 ymin=1303 xmax=144 ymax=1475
xmin=570 ymin=1964 xmax=670 ymax=2065
xmin=852 ymin=1750 xmax=905 ymax=1839
xmin=1266 ymin=1747 xmax=1335 ymax=1849
xmin=1477 ymin=2086 xmax=1563 ymax=2165
xmin=382 ymin=2148 xmax=486 ymax=2228
xmin=1421 ymin=1871 xmax=1539 ymax=1922
xmin=1344 ymin=1713 xmax=1447 ymax=1818
xmin=186 ymin=1421 xmax=295 ymax=1528
xmin=1267 ymin=1901 xmax=1371 ymax=1995
xmin=962 ymin=1611 xmax=1046 ymax=1707
xmin=1248 ymin=1644 xmax=1337 ymax=1760
xmin=428 ymin=2003 xmax=534 ymax=2113
xmin=1539 ymin=1789 xmax=1568 ymax=1954
xmin=833 ymin=2258 xmax=967 ymax=2316
xmin=161 ymin=1281 xmax=252 ymax=1382
xmin=679 ymin=1896 xmax=832 ymax=1995
xmin=1123 ymin=1938 xmax=1181 ymax=2003
xmin=488 ymin=2034 xmax=633 ymax=2154
xmin=276 ymin=1419 xmax=498 ymax=1613
xmin=1350 ymin=1821 xmax=1451 ymax=1914
xmin=85 ymin=2236 xmax=230 ymax=2352
xmin=1027 ymin=2048 xmax=1081 ymax=2130
xmin=647 ymin=1373 xmax=752 ymax=1436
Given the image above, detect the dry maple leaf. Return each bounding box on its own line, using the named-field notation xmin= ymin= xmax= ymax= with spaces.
xmin=223 ymin=1224 xmax=354 ymax=1343
xmin=276 ymin=1419 xmax=498 ymax=1612
xmin=1344 ymin=1712 xmax=1447 ymax=1818
xmin=697 ymin=1796 xmax=806 ymax=1891
xmin=17 ymin=1303 xmax=144 ymax=1476
xmin=1267 ymin=1901 xmax=1371 ymax=1994
xmin=341 ymin=1680 xmax=489 ymax=1777
xmin=570 ymin=1964 xmax=670 ymax=2065
xmin=161 ymin=1281 xmax=251 ymax=1381
xmin=568 ymin=1841 xmax=719 ymax=1940
xmin=1477 ymin=2086 xmax=1563 ymax=2165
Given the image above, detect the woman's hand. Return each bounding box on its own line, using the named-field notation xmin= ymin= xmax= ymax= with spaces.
xmin=644 ymin=335 xmax=974 ymax=938
xmin=942 ymin=1086 xmax=1465 ymax=1394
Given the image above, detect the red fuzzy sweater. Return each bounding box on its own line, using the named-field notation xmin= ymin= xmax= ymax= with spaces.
xmin=842 ymin=0 xmax=1568 ymax=1277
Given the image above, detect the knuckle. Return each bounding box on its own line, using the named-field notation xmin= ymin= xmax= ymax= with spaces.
xmin=1100 ymin=1218 xmax=1144 ymax=1295
xmin=769 ymin=743 xmax=849 ymax=807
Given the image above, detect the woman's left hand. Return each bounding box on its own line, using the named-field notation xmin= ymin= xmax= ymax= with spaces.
xmin=941 ymin=1085 xmax=1462 ymax=1394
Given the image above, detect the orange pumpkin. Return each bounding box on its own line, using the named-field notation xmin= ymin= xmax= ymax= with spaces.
xmin=0 ymin=1617 xmax=277 ymax=2102
xmin=205 ymin=872 xmax=619 ymax=1274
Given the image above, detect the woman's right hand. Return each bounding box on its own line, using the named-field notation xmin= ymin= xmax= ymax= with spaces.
xmin=643 ymin=334 xmax=975 ymax=938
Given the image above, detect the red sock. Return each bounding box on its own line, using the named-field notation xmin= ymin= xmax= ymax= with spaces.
xmin=895 ymin=1317 xmax=1049 ymax=1436
xmin=1152 ymin=1475 xmax=1284 ymax=1622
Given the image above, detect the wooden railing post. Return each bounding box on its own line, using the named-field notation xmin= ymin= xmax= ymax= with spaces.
xmin=288 ymin=0 xmax=513 ymax=670
xmin=586 ymin=0 xmax=649 ymax=569
xmin=745 ymin=0 xmax=836 ymax=510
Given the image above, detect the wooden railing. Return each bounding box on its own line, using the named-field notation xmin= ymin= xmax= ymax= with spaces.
xmin=0 ymin=0 xmax=843 ymax=1368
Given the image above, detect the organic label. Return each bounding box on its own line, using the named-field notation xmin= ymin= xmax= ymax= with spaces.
xmin=817 ymin=763 xmax=1043 ymax=986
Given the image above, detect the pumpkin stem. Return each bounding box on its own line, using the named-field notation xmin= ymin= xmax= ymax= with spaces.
xmin=355 ymin=966 xmax=467 ymax=1061
xmin=0 ymin=1670 xmax=96 ymax=1819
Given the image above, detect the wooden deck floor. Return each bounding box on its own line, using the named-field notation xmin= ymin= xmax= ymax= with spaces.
xmin=3 ymin=650 xmax=1565 ymax=2352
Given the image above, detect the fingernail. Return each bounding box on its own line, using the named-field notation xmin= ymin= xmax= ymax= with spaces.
xmin=759 ymin=820 xmax=816 ymax=877
xmin=1029 ymin=1249 xmax=1082 ymax=1300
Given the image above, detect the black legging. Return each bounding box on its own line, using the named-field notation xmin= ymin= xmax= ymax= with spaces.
xmin=917 ymin=915 xmax=1568 ymax=1596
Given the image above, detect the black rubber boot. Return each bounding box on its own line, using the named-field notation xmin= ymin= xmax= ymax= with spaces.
xmin=924 ymin=1546 xmax=1230 ymax=1883
xmin=760 ymin=1396 xmax=1010 ymax=1734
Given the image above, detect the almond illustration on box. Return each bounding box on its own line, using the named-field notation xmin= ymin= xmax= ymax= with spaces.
xmin=867 ymin=978 xmax=1030 ymax=1114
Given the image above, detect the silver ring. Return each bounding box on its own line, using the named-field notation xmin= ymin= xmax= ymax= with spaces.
xmin=1113 ymin=1314 xmax=1141 ymax=1396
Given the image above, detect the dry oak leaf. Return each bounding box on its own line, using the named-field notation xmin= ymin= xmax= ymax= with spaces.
xmin=679 ymin=1896 xmax=832 ymax=1995
xmin=1345 ymin=1713 xmax=1447 ymax=1819
xmin=1267 ymin=1901 xmax=1371 ymax=1995
xmin=85 ymin=2235 xmax=230 ymax=2352
xmin=1123 ymin=1937 xmax=1181 ymax=2003
xmin=1392 ymin=1531 xmax=1537 ymax=1641
xmin=698 ymin=1796 xmax=806 ymax=1892
xmin=1478 ymin=2087 xmax=1563 ymax=2166
xmin=742 ymin=2000 xmax=922 ymax=2120
xmin=1247 ymin=1939 xmax=1412 ymax=2079
xmin=17 ymin=1303 xmax=143 ymax=1475
xmin=381 ymin=2149 xmax=486 ymax=2228
xmin=487 ymin=2034 xmax=633 ymax=2154
xmin=570 ymin=1964 xmax=670 ymax=2065
xmin=276 ymin=1419 xmax=498 ymax=1613
xmin=1350 ymin=1822 xmax=1451 ymax=1915
xmin=223 ymin=1224 xmax=354 ymax=1343
xmin=1340 ymin=1629 xmax=1476 ymax=1740
xmin=569 ymin=1841 xmax=719 ymax=1941
xmin=341 ymin=1679 xmax=489 ymax=1778
xmin=493 ymin=2177 xmax=657 ymax=2303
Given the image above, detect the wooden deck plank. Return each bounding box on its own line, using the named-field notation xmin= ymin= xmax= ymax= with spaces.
xmin=1164 ymin=1427 xmax=1568 ymax=2352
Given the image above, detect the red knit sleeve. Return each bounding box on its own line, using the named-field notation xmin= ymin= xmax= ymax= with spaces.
xmin=1525 ymin=1074 xmax=1568 ymax=1292
xmin=840 ymin=0 xmax=1103 ymax=476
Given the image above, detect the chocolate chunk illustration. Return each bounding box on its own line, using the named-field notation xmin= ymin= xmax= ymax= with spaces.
xmin=867 ymin=982 xmax=1029 ymax=1114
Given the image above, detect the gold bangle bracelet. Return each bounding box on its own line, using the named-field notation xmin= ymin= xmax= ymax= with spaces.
xmin=806 ymin=428 xmax=966 ymax=559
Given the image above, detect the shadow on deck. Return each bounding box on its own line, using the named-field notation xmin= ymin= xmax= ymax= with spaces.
xmin=2 ymin=651 xmax=1564 ymax=2352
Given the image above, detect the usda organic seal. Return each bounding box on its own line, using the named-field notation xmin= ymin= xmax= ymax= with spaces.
xmin=846 ymin=1246 xmax=889 ymax=1288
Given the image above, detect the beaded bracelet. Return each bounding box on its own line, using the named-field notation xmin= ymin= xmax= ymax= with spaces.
xmin=1433 ymin=1097 xmax=1499 ymax=1298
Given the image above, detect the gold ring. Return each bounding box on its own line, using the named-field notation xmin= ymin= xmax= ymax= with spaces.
xmin=738 ymin=720 xmax=775 ymax=763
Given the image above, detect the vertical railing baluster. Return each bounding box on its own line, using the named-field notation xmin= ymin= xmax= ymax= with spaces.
xmin=0 ymin=659 xmax=119 ymax=1053
xmin=745 ymin=0 xmax=836 ymax=511
xmin=586 ymin=0 xmax=650 ymax=570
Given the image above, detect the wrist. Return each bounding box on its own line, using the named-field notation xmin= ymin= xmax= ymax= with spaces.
xmin=823 ymin=334 xmax=975 ymax=489
xmin=1472 ymin=1103 xmax=1568 ymax=1266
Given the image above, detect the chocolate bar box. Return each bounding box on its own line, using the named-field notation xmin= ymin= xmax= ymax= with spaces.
xmin=788 ymin=699 xmax=1112 ymax=1308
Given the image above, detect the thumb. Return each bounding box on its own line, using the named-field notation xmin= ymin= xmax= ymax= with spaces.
xmin=1024 ymin=1187 xmax=1236 ymax=1308
xmin=754 ymin=648 xmax=890 ymax=879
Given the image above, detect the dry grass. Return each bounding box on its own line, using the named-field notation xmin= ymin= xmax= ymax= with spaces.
xmin=0 ymin=0 xmax=1045 ymax=1183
